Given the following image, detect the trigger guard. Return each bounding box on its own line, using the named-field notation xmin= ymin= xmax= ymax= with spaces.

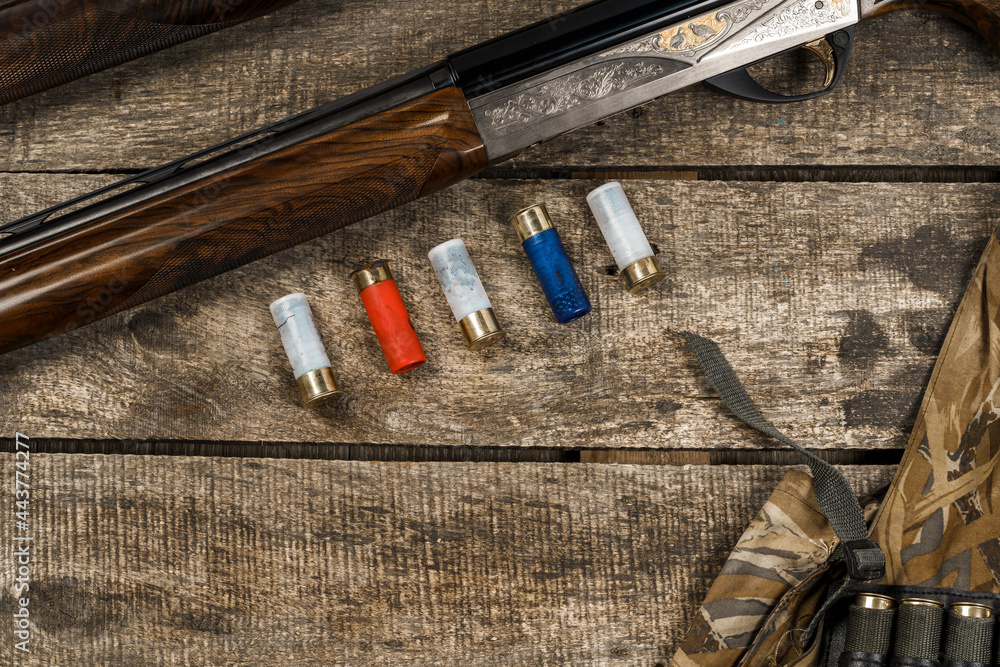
xmin=705 ymin=26 xmax=854 ymax=103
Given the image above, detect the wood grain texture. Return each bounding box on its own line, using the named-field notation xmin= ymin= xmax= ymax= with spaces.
xmin=0 ymin=0 xmax=302 ymax=104
xmin=0 ymin=2 xmax=998 ymax=173
xmin=0 ymin=0 xmax=297 ymax=34
xmin=0 ymin=0 xmax=975 ymax=659
xmin=862 ymin=0 xmax=1000 ymax=51
xmin=0 ymin=454 xmax=896 ymax=665
xmin=0 ymin=86 xmax=487 ymax=354
xmin=1 ymin=177 xmax=992 ymax=448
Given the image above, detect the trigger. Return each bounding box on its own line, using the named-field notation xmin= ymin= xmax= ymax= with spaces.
xmin=705 ymin=25 xmax=854 ymax=103
xmin=801 ymin=37 xmax=835 ymax=88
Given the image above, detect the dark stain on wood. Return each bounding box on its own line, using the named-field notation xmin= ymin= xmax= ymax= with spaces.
xmin=843 ymin=389 xmax=916 ymax=427
xmin=4 ymin=181 xmax=990 ymax=450
xmin=859 ymin=224 xmax=991 ymax=298
xmin=837 ymin=310 xmax=892 ymax=371
xmin=904 ymin=309 xmax=955 ymax=355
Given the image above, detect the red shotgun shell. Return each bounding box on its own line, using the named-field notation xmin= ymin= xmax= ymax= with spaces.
xmin=350 ymin=260 xmax=427 ymax=374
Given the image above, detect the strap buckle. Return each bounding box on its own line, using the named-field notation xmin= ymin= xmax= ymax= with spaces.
xmin=842 ymin=539 xmax=885 ymax=581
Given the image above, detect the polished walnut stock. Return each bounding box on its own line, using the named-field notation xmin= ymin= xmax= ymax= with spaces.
xmin=0 ymin=86 xmax=488 ymax=353
xmin=0 ymin=0 xmax=300 ymax=104
xmin=861 ymin=0 xmax=1000 ymax=48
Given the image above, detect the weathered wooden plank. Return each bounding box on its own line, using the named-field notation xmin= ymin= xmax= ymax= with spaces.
xmin=0 ymin=2 xmax=997 ymax=173
xmin=1 ymin=176 xmax=991 ymax=448
xmin=0 ymin=455 xmax=896 ymax=666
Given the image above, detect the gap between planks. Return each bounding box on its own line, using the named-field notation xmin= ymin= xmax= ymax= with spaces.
xmin=479 ymin=165 xmax=1000 ymax=183
xmin=5 ymin=165 xmax=1000 ymax=183
xmin=0 ymin=438 xmax=903 ymax=466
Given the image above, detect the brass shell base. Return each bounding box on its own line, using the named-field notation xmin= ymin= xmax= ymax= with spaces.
xmin=296 ymin=367 xmax=342 ymax=408
xmin=459 ymin=308 xmax=505 ymax=351
xmin=622 ymin=256 xmax=665 ymax=293
xmin=952 ymin=602 xmax=993 ymax=618
xmin=901 ymin=598 xmax=943 ymax=608
xmin=350 ymin=259 xmax=393 ymax=293
xmin=509 ymin=203 xmax=554 ymax=243
xmin=856 ymin=593 xmax=896 ymax=610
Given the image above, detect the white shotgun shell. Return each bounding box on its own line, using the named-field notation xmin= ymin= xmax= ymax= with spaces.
xmin=586 ymin=181 xmax=665 ymax=293
xmin=270 ymin=293 xmax=341 ymax=407
xmin=427 ymin=238 xmax=505 ymax=350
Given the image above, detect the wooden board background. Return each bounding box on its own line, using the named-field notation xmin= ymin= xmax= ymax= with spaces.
xmin=0 ymin=456 xmax=894 ymax=666
xmin=1 ymin=178 xmax=993 ymax=450
xmin=0 ymin=0 xmax=996 ymax=663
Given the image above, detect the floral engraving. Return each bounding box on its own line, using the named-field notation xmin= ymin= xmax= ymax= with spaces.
xmin=601 ymin=0 xmax=769 ymax=58
xmin=722 ymin=0 xmax=769 ymax=24
xmin=485 ymin=61 xmax=664 ymax=130
xmin=733 ymin=0 xmax=846 ymax=47
xmin=603 ymin=33 xmax=665 ymax=57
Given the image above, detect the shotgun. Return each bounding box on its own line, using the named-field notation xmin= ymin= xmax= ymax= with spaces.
xmin=0 ymin=0 xmax=301 ymax=105
xmin=0 ymin=0 xmax=994 ymax=353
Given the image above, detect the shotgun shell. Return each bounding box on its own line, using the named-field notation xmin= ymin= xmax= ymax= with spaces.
xmin=427 ymin=238 xmax=505 ymax=350
xmin=945 ymin=602 xmax=994 ymax=664
xmin=586 ymin=181 xmax=665 ymax=293
xmin=350 ymin=260 xmax=427 ymax=374
xmin=894 ymin=598 xmax=944 ymax=660
xmin=995 ymin=612 xmax=1000 ymax=667
xmin=843 ymin=593 xmax=896 ymax=657
xmin=509 ymin=203 xmax=591 ymax=324
xmin=270 ymin=293 xmax=341 ymax=408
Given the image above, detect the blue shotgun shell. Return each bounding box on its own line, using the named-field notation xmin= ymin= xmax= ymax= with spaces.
xmin=509 ymin=204 xmax=591 ymax=324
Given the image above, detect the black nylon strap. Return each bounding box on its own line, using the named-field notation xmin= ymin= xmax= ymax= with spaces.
xmin=889 ymin=658 xmax=939 ymax=667
xmin=839 ymin=652 xmax=890 ymax=667
xmin=682 ymin=332 xmax=886 ymax=581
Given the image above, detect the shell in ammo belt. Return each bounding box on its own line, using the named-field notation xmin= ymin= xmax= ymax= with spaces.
xmin=945 ymin=602 xmax=994 ymax=664
xmin=893 ymin=598 xmax=943 ymax=661
xmin=842 ymin=593 xmax=896 ymax=658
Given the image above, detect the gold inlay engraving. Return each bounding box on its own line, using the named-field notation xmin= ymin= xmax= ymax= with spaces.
xmin=656 ymin=14 xmax=728 ymax=53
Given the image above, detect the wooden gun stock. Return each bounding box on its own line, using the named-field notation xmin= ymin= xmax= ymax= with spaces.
xmin=0 ymin=86 xmax=488 ymax=353
xmin=861 ymin=0 xmax=1000 ymax=48
xmin=0 ymin=0 xmax=300 ymax=104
